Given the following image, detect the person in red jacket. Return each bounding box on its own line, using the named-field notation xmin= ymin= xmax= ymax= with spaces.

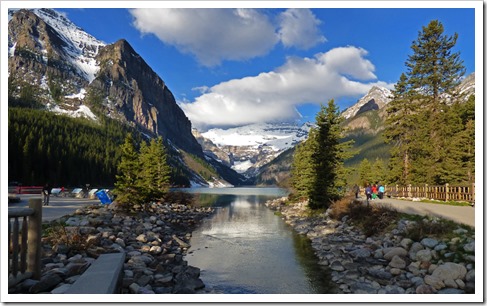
xmin=371 ymin=184 xmax=378 ymax=200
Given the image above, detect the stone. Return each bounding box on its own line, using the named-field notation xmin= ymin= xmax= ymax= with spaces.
xmin=350 ymin=282 xmax=378 ymax=294
xmin=463 ymin=241 xmax=475 ymax=253
xmin=389 ymin=255 xmax=406 ymax=269
xmin=455 ymin=279 xmax=465 ymax=289
xmin=408 ymin=242 xmax=424 ymax=261
xmin=431 ymin=263 xmax=467 ymax=281
xmin=424 ymin=275 xmax=445 ymax=290
xmin=349 ymin=248 xmax=372 ymax=259
xmin=136 ymin=234 xmax=148 ymax=243
xmin=399 ymin=238 xmax=413 ymax=250
xmin=330 ymin=261 xmax=345 ymax=272
xmin=465 ymin=269 xmax=475 ymax=282
xmin=115 ymin=238 xmax=126 ymax=248
xmin=416 ymin=284 xmax=435 ymax=294
xmin=384 ymin=247 xmax=407 ymax=260
xmin=416 ymin=249 xmax=432 ymax=262
xmin=420 ymin=238 xmax=439 ymax=249
xmin=29 ymin=273 xmax=63 ymax=293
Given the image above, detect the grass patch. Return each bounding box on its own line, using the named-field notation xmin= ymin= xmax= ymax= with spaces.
xmin=328 ymin=196 xmax=400 ymax=236
xmin=399 ymin=213 xmax=474 ymax=241
xmin=419 ymin=199 xmax=472 ymax=207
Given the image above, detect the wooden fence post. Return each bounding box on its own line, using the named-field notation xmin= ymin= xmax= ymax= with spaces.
xmin=472 ymin=183 xmax=475 ymax=203
xmin=445 ymin=183 xmax=449 ymax=201
xmin=27 ymin=198 xmax=42 ymax=280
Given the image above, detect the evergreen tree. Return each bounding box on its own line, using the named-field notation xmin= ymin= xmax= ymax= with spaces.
xmin=113 ymin=133 xmax=142 ymax=209
xmin=290 ymin=129 xmax=318 ymax=201
xmin=139 ymin=137 xmax=171 ymax=204
xmin=385 ymin=20 xmax=467 ymax=185
xmin=309 ymin=99 xmax=348 ymax=209
xmin=358 ymin=158 xmax=373 ymax=186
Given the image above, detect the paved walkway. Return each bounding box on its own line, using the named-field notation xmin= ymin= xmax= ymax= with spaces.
xmin=363 ymin=197 xmax=475 ymax=228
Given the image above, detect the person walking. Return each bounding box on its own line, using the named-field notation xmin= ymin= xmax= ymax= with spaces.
xmin=42 ymin=183 xmax=52 ymax=206
xmin=352 ymin=184 xmax=360 ymax=199
xmin=378 ymin=184 xmax=385 ymax=199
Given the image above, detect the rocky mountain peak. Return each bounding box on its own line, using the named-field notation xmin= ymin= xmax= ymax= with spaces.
xmin=341 ymin=86 xmax=392 ymax=120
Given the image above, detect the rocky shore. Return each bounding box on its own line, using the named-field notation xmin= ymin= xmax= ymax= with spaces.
xmin=265 ymin=197 xmax=475 ymax=294
xmin=10 ymin=202 xmax=214 ymax=294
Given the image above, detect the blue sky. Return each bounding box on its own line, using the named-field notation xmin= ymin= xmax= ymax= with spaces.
xmin=50 ymin=5 xmax=476 ymax=130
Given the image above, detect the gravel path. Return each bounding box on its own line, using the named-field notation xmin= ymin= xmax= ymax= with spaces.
xmin=365 ymin=197 xmax=475 ymax=227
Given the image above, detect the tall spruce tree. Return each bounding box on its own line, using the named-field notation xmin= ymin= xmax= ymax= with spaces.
xmin=385 ymin=20 xmax=467 ymax=185
xmin=310 ymin=99 xmax=349 ymax=209
xmin=139 ymin=137 xmax=171 ymax=204
xmin=290 ymin=129 xmax=318 ymax=201
xmin=113 ymin=133 xmax=142 ymax=209
xmin=290 ymin=100 xmax=352 ymax=209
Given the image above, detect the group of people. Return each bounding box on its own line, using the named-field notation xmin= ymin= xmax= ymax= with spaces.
xmin=352 ymin=183 xmax=385 ymax=200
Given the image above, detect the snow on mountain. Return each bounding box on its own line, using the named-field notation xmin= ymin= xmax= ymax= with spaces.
xmin=341 ymin=86 xmax=392 ymax=120
xmin=199 ymin=122 xmax=313 ymax=175
xmin=9 ymin=8 xmax=105 ymax=82
xmin=202 ymin=122 xmax=313 ymax=152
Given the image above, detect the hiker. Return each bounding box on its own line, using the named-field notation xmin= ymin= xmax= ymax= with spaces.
xmin=365 ymin=185 xmax=372 ymax=201
xmin=371 ymin=184 xmax=378 ymax=200
xmin=42 ymin=183 xmax=52 ymax=206
xmin=352 ymin=184 xmax=360 ymax=198
xmin=378 ymin=184 xmax=385 ymax=199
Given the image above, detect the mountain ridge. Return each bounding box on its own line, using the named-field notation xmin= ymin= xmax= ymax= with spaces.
xmin=8 ymin=8 xmax=244 ymax=187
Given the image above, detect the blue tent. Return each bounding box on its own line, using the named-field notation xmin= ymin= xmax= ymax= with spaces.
xmin=95 ymin=189 xmax=112 ymax=205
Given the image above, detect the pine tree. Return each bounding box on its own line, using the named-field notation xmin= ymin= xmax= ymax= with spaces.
xmin=139 ymin=137 xmax=171 ymax=205
xmin=113 ymin=133 xmax=142 ymax=209
xmin=358 ymin=158 xmax=373 ymax=186
xmin=309 ymin=99 xmax=348 ymax=209
xmin=385 ymin=19 xmax=467 ymax=185
xmin=290 ymin=129 xmax=318 ymax=201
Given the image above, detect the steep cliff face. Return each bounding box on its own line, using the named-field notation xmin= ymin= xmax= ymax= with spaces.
xmin=7 ymin=8 xmax=247 ymax=186
xmin=90 ymin=39 xmax=203 ymax=155
xmin=8 ymin=9 xmax=92 ymax=98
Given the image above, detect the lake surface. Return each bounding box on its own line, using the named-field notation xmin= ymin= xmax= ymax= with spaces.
xmin=183 ymin=187 xmax=337 ymax=294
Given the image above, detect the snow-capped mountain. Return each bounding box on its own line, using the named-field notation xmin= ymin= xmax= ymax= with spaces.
xmin=8 ymin=8 xmax=105 ymax=83
xmin=341 ymin=86 xmax=392 ymax=120
xmin=8 ymin=8 xmax=245 ymax=187
xmin=195 ymin=122 xmax=313 ymax=176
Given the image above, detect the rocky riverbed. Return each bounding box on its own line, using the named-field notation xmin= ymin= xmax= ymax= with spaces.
xmin=265 ymin=197 xmax=475 ymax=294
xmin=9 ymin=202 xmax=215 ymax=294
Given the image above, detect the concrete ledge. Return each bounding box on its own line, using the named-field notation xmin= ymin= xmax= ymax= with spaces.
xmin=65 ymin=253 xmax=125 ymax=294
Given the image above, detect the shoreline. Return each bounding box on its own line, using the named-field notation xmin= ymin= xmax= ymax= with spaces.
xmin=9 ymin=201 xmax=215 ymax=294
xmin=265 ymin=196 xmax=475 ymax=294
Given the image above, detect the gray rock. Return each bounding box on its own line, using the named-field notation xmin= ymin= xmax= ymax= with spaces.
xmin=465 ymin=269 xmax=475 ymax=282
xmin=424 ymin=275 xmax=445 ymax=290
xmin=416 ymin=284 xmax=435 ymax=294
xmin=368 ymin=268 xmax=393 ymax=280
xmin=400 ymin=238 xmax=413 ymax=250
xmin=416 ymin=249 xmax=432 ymax=262
xmin=29 ymin=273 xmax=63 ymax=293
xmin=384 ymin=247 xmax=407 ymax=260
xmin=349 ymin=248 xmax=372 ymax=259
xmin=420 ymin=238 xmax=439 ymax=249
xmin=389 ymin=255 xmax=407 ymax=269
xmin=408 ymin=242 xmax=424 ymax=261
xmin=350 ymin=282 xmax=378 ymax=294
xmin=330 ymin=261 xmax=345 ymax=272
xmin=431 ymin=262 xmax=467 ymax=281
xmin=463 ymin=241 xmax=475 ymax=253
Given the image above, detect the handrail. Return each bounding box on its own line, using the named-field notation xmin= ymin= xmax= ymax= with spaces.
xmin=385 ymin=183 xmax=475 ymax=203
xmin=8 ymin=199 xmax=42 ymax=288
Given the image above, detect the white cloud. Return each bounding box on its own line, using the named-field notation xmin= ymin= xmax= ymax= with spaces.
xmin=180 ymin=46 xmax=394 ymax=129
xmin=130 ymin=8 xmax=278 ymax=66
xmin=278 ymin=8 xmax=326 ymax=49
xmin=130 ymin=8 xmax=325 ymax=66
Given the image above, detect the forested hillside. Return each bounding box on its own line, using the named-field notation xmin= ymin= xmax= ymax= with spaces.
xmin=8 ymin=108 xmax=133 ymax=186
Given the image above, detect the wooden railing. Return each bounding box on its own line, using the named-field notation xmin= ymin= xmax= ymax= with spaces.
xmin=385 ymin=183 xmax=475 ymax=203
xmin=8 ymin=199 xmax=42 ymax=288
